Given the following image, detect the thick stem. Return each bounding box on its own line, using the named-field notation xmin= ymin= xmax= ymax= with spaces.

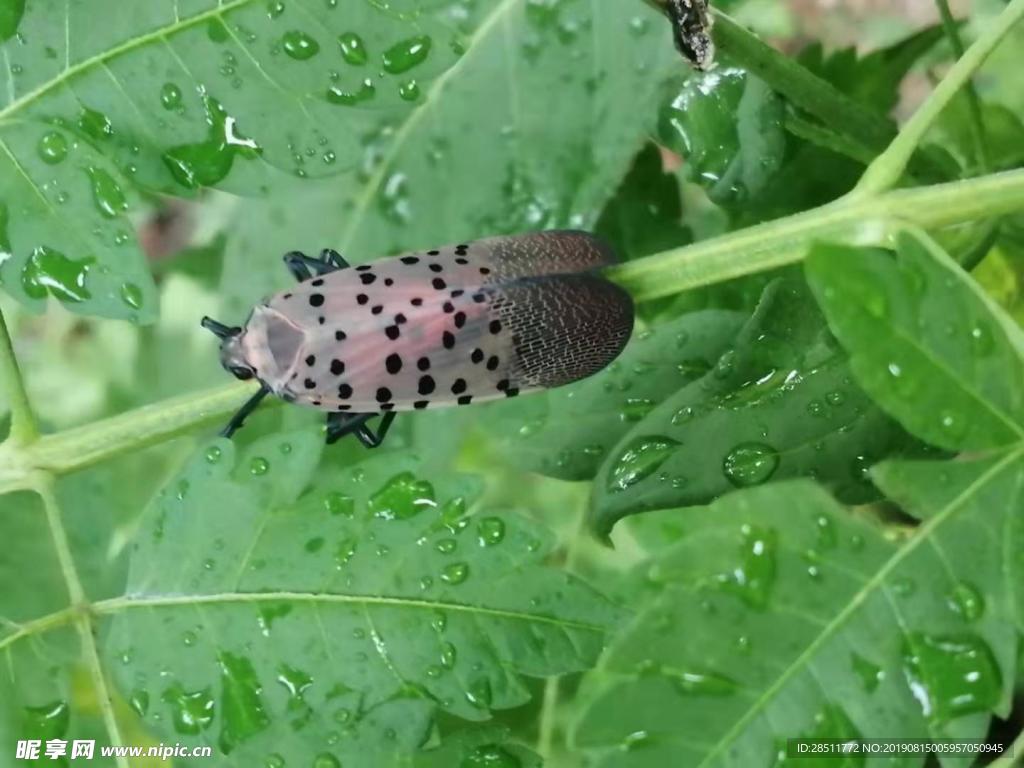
xmin=856 ymin=0 xmax=1024 ymax=193
xmin=607 ymin=168 xmax=1024 ymax=302
xmin=0 ymin=305 xmax=38 ymax=445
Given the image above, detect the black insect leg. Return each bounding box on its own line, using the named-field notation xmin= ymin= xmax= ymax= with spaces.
xmin=283 ymin=249 xmax=350 ymax=282
xmin=325 ymin=411 xmax=396 ymax=448
xmin=355 ymin=412 xmax=396 ymax=449
xmin=220 ymin=385 xmax=270 ymax=438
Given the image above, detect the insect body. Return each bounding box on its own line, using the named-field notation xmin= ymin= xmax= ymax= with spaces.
xmin=645 ymin=0 xmax=715 ymax=71
xmin=202 ymin=231 xmax=634 ymax=447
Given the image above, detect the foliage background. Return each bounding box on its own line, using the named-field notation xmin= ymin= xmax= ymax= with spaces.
xmin=1 ymin=0 xmax=1024 ymax=766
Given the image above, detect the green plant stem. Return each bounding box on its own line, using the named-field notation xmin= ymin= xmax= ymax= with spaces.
xmin=609 ymin=167 xmax=1024 ymax=302
xmin=35 ymin=476 xmax=129 ymax=768
xmin=711 ymin=11 xmax=896 ymax=151
xmin=934 ymin=0 xmax=990 ymax=171
xmin=856 ymin=0 xmax=1024 ymax=194
xmin=0 ymin=305 xmax=38 ymax=445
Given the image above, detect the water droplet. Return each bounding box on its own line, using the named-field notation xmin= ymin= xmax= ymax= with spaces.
xmin=622 ymin=730 xmax=654 ymax=751
xmin=129 ymin=689 xmax=150 ymax=717
xmin=902 ymin=633 xmax=1002 ymax=724
xmin=969 ymin=324 xmax=994 ymax=356
xmin=477 ymin=517 xmax=505 ymax=547
xmin=282 ymin=30 xmax=320 ymax=60
xmin=851 ymin=653 xmax=884 ymax=693
xmin=312 ymin=754 xmax=340 ymax=768
xmin=607 ymin=436 xmax=680 ymax=492
xmin=250 ymin=457 xmax=269 ymax=475
xmin=21 ymin=247 xmax=94 ymax=303
xmin=663 ymin=668 xmax=738 ymax=696
xmin=304 ymin=536 xmax=325 ymax=553
xmin=162 ymin=684 xmax=215 ymax=734
xmin=379 ymin=171 xmax=410 ymax=223
xmin=891 ymin=577 xmax=915 ymax=597
xmin=217 ymin=652 xmax=270 ymax=752
xmin=815 ymin=514 xmax=837 ymax=550
xmin=182 ymin=629 xmax=198 ymax=646
xmin=440 ymin=641 xmax=456 ymax=668
xmin=948 ymin=583 xmax=985 ymax=622
xmin=398 ymin=79 xmax=420 ymax=101
xmin=466 ymin=677 xmax=492 ymax=709
xmin=382 ymin=35 xmax=431 ymax=74
xmin=77 ymin=107 xmax=113 ymax=141
xmin=86 ymin=166 xmax=128 ymax=218
xmin=160 ymin=82 xmax=182 ymax=110
xmin=21 ymin=700 xmax=70 ymax=740
xmin=806 ymin=399 xmax=825 ymax=418
xmin=326 ymin=78 xmax=376 ymax=106
xmin=265 ymin=754 xmax=285 ymax=768
xmin=37 ymin=131 xmax=67 ymax=164
xmin=205 ymin=445 xmax=222 ymax=464
xmin=324 ymin=492 xmax=354 ymax=517
xmin=334 ymin=537 xmax=357 ymax=567
xmin=621 ymin=397 xmax=655 ymax=422
xmin=825 ymin=390 xmax=845 ymax=406
xmin=722 ymin=443 xmax=779 ymax=488
xmin=119 ymin=281 xmax=143 ymax=309
xmin=460 ymin=744 xmax=521 ymax=768
xmin=435 ymin=538 xmax=457 ymax=554
xmin=440 ymin=562 xmax=469 ymax=585
xmin=369 ymin=472 xmax=435 ymax=520
xmin=716 ymin=524 xmax=776 ymax=609
xmin=939 ymin=410 xmax=966 ymax=440
xmin=337 ymin=32 xmax=367 ymax=65
xmin=163 ymin=93 xmax=260 ymax=189
xmin=670 ymin=405 xmax=695 ymax=425
xmin=266 ymin=0 xmax=285 ymax=19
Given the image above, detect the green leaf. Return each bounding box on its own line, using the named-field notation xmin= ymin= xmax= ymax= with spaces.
xmin=487 ymin=309 xmax=745 ymax=482
xmin=589 ymin=279 xmax=917 ymax=536
xmin=573 ymin=471 xmax=1022 ymax=766
xmin=805 ymin=230 xmax=1024 ymax=452
xmin=658 ymin=68 xmax=787 ymax=208
xmin=0 ymin=0 xmax=678 ymax=323
xmin=101 ymin=432 xmax=619 ymax=764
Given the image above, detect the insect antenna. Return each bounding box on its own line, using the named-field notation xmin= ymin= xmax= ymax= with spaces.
xmin=201 ymin=316 xmax=242 ymax=339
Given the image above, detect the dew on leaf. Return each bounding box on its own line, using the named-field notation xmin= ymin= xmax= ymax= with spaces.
xmin=304 ymin=536 xmax=325 ymax=553
xmin=441 ymin=562 xmax=469 ymax=584
xmin=86 ymin=166 xmax=128 ymax=218
xmin=334 ymin=537 xmax=357 ymax=567
xmin=621 ymin=397 xmax=655 ymax=422
xmin=440 ymin=641 xmax=456 ymax=668
xmin=671 ymin=406 xmax=695 ymax=425
xmin=460 ymin=744 xmax=520 ymax=768
xmin=947 ymin=582 xmax=985 ymax=622
xmin=338 ymin=32 xmax=367 ymax=65
xmin=266 ymin=0 xmax=285 ymax=18
xmin=21 ymin=701 xmax=70 ymax=739
xmin=436 ymin=538 xmax=457 ymax=554
xmin=722 ymin=442 xmax=779 ymax=488
xmin=324 ymin=492 xmax=354 ymax=517
xmin=217 ymin=652 xmax=270 ymax=753
xmin=21 ymin=247 xmax=94 ymax=303
xmin=162 ymin=684 xmax=215 ymax=734
xmin=891 ymin=577 xmax=915 ymax=597
xmin=205 ymin=445 xmax=222 ymax=464
xmin=902 ymin=633 xmax=1002 ymax=724
xmin=607 ymin=435 xmax=680 ymax=492
xmin=78 ymin=106 xmax=113 ymax=141
xmin=163 ymin=93 xmax=261 ymax=189
xmin=312 ymin=754 xmax=340 ymax=768
xmin=368 ymin=472 xmax=435 ymax=520
xmin=664 ymin=668 xmax=738 ymax=696
xmin=398 ymin=79 xmax=421 ymax=101
xmin=851 ymin=653 xmax=884 ymax=693
xmin=160 ymin=82 xmax=183 ymax=110
xmin=326 ymin=79 xmax=376 ymax=106
xmin=477 ymin=517 xmax=505 ymax=547
xmin=466 ymin=677 xmax=492 ymax=709
xmin=120 ymin=281 xmax=143 ymax=309
xmin=382 ymin=35 xmax=431 ymax=74
xmin=716 ymin=524 xmax=777 ymax=609
xmin=282 ymin=30 xmax=320 ymax=60
xmin=265 ymin=754 xmax=285 ymax=768
xmin=250 ymin=457 xmax=269 ymax=475
xmin=129 ymin=689 xmax=150 ymax=717
xmin=37 ymin=131 xmax=68 ymax=164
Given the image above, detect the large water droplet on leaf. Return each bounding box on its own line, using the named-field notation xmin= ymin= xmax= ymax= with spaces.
xmin=326 ymin=78 xmax=376 ymax=106
xmin=902 ymin=633 xmax=1002 ymax=725
xmin=338 ymin=32 xmax=367 ymax=65
xmin=37 ymin=131 xmax=68 ymax=164
xmin=163 ymin=93 xmax=260 ymax=189
xmin=722 ymin=442 xmax=779 ymax=487
xmin=947 ymin=582 xmax=985 ymax=623
xmin=282 ymin=30 xmax=320 ymax=60
xmin=460 ymin=744 xmax=521 ymax=768
xmin=217 ymin=652 xmax=270 ymax=753
xmin=716 ymin=524 xmax=777 ymax=609
xmin=368 ymin=472 xmax=435 ymax=520
xmin=162 ymin=684 xmax=215 ymax=734
xmin=607 ymin=436 xmax=680 ymax=492
xmin=382 ymin=35 xmax=431 ymax=74
xmin=86 ymin=166 xmax=128 ymax=218
xmin=22 ymin=247 xmax=94 ymax=303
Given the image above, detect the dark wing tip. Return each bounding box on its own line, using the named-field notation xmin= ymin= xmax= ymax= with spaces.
xmin=485 ymin=230 xmax=621 ymax=280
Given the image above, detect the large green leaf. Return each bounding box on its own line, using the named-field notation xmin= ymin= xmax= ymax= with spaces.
xmin=486 ymin=309 xmax=745 ymax=482
xmin=98 ymin=432 xmax=619 ymax=764
xmin=572 ymin=471 xmax=1023 ymax=767
xmin=805 ymin=230 xmax=1024 ymax=452
xmin=0 ymin=0 xmax=679 ymax=323
xmin=589 ymin=279 xmax=917 ymax=535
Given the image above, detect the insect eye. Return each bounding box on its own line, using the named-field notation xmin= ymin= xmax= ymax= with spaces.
xmin=230 ymin=365 xmax=255 ymax=380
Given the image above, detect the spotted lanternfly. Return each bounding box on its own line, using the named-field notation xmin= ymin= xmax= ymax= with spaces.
xmin=646 ymin=0 xmax=715 ymax=71
xmin=202 ymin=231 xmax=634 ymax=448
